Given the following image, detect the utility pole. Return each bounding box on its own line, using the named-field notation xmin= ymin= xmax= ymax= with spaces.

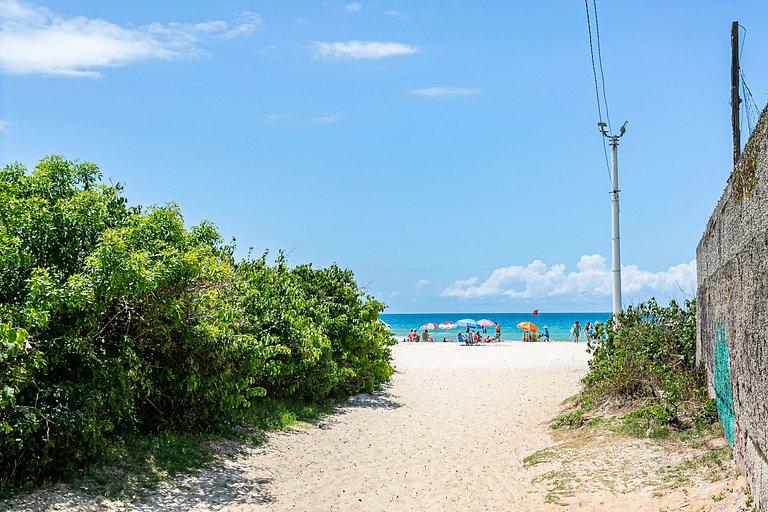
xmin=599 ymin=121 xmax=627 ymax=315
xmin=731 ymin=20 xmax=741 ymax=166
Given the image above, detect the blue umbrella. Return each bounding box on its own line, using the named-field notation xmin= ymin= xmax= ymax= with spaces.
xmin=455 ymin=318 xmax=481 ymax=329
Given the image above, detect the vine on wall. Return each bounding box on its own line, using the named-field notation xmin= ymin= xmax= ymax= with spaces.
xmin=731 ymin=107 xmax=768 ymax=203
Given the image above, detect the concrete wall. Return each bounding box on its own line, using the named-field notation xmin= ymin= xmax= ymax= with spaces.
xmin=697 ymin=107 xmax=768 ymax=508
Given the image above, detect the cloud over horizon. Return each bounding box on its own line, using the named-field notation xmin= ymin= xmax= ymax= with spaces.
xmin=441 ymin=255 xmax=696 ymax=304
xmin=0 ymin=0 xmax=261 ymax=77
xmin=312 ymin=40 xmax=418 ymax=59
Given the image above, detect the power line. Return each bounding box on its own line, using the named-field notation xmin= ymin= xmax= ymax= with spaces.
xmin=737 ymin=24 xmax=761 ymax=137
xmin=584 ymin=0 xmax=613 ymax=190
xmin=592 ymin=0 xmax=612 ymax=132
xmin=584 ymin=0 xmax=603 ymax=125
xmin=741 ymin=70 xmax=760 ymax=133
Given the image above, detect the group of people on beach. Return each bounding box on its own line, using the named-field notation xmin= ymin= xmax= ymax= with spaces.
xmin=456 ymin=330 xmax=500 ymax=345
xmin=405 ymin=322 xmax=602 ymax=343
xmin=404 ymin=324 xmax=502 ymax=344
xmin=406 ymin=329 xmax=433 ymax=342
xmin=569 ymin=320 xmax=603 ymax=343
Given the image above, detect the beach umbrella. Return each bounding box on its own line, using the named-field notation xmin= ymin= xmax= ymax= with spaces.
xmin=516 ymin=321 xmax=539 ymax=332
xmin=378 ymin=319 xmax=391 ymax=329
xmin=438 ymin=322 xmax=456 ymax=329
xmin=419 ymin=323 xmax=439 ymax=330
xmin=455 ymin=318 xmax=481 ymax=329
xmin=477 ymin=319 xmax=496 ymax=327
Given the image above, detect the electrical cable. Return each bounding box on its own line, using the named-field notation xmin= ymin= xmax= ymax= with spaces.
xmin=584 ymin=0 xmax=614 ymax=190
xmin=592 ymin=0 xmax=612 ymax=132
xmin=739 ymin=24 xmax=748 ymax=137
xmin=737 ymin=24 xmax=761 ymax=137
xmin=584 ymin=0 xmax=603 ymax=126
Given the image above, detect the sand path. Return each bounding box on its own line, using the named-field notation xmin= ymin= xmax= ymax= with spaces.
xmin=5 ymin=342 xmax=744 ymax=511
xmin=232 ymin=342 xmax=591 ymax=511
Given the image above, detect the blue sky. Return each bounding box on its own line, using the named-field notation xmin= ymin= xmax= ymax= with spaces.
xmin=1 ymin=1 xmax=766 ymax=313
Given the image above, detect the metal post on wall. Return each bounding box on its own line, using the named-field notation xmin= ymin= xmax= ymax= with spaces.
xmin=731 ymin=20 xmax=741 ymax=166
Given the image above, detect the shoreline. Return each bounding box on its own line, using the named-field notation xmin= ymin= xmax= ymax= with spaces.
xmin=396 ymin=338 xmax=586 ymax=344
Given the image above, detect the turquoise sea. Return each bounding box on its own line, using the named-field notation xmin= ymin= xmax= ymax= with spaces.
xmin=380 ymin=312 xmax=611 ymax=342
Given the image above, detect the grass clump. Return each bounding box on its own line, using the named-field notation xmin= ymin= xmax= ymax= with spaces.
xmin=532 ymin=469 xmax=578 ymax=505
xmin=523 ymin=448 xmax=557 ymax=467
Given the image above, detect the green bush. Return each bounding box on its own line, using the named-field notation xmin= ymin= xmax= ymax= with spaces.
xmin=581 ymin=298 xmax=710 ymax=428
xmin=0 ymin=156 xmax=394 ymax=491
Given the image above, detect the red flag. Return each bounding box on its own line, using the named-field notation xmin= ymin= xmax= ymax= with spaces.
xmin=532 ymin=309 xmax=539 ymax=315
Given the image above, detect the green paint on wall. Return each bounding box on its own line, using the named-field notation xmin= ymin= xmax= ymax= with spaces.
xmin=713 ymin=322 xmax=735 ymax=446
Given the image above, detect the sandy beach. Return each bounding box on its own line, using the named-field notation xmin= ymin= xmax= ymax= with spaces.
xmin=4 ymin=341 xmax=744 ymax=511
xmin=232 ymin=342 xmax=591 ymax=511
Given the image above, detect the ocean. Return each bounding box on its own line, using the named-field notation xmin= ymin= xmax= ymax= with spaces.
xmin=380 ymin=312 xmax=611 ymax=342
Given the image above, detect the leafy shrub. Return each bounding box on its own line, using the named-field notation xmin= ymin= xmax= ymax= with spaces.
xmin=0 ymin=156 xmax=394 ymax=491
xmin=581 ymin=298 xmax=709 ymax=429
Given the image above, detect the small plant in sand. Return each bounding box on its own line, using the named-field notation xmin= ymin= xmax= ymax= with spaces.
xmin=555 ymin=299 xmax=717 ymax=436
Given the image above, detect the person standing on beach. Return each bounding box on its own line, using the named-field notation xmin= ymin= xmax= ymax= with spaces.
xmin=495 ymin=323 xmax=501 ymax=341
xmin=584 ymin=322 xmax=592 ymax=342
xmin=571 ymin=321 xmax=580 ymax=343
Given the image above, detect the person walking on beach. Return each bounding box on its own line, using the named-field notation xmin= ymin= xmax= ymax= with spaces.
xmin=583 ymin=322 xmax=592 ymax=343
xmin=495 ymin=323 xmax=501 ymax=340
xmin=571 ymin=321 xmax=580 ymax=343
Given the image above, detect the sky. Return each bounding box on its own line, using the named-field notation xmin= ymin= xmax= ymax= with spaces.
xmin=1 ymin=0 xmax=766 ymax=313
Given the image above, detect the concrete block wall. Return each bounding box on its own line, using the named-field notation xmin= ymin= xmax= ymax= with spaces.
xmin=697 ymin=106 xmax=768 ymax=508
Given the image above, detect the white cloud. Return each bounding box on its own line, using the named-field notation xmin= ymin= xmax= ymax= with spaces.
xmin=411 ymin=87 xmax=480 ymax=98
xmin=344 ymin=2 xmax=362 ymax=12
xmin=0 ymin=0 xmax=261 ymax=77
xmin=312 ymin=40 xmax=418 ymax=59
xmin=441 ymin=255 xmax=696 ymax=303
xmin=415 ymin=279 xmax=430 ymax=289
xmin=260 ymin=112 xmax=346 ymax=127
xmin=260 ymin=45 xmax=280 ymax=58
xmin=308 ymin=112 xmax=346 ymax=124
xmin=0 ymin=120 xmax=9 ymax=133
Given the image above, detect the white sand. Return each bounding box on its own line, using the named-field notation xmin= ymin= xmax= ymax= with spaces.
xmin=4 ymin=341 xmax=744 ymax=511
xmin=230 ymin=342 xmax=592 ymax=511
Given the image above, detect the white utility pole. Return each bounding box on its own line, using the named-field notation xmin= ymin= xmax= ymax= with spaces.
xmin=598 ymin=121 xmax=627 ymax=315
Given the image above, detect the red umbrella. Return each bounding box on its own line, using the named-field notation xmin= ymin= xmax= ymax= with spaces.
xmin=438 ymin=322 xmax=456 ymax=329
xmin=420 ymin=323 xmax=439 ymax=330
